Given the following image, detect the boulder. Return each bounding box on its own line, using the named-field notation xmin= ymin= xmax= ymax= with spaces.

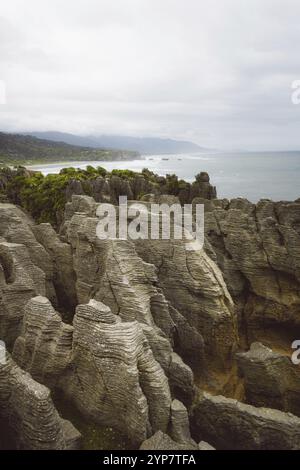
xmin=140 ymin=431 xmax=197 ymax=450
xmin=237 ymin=342 xmax=300 ymax=416
xmin=193 ymin=392 xmax=300 ymax=450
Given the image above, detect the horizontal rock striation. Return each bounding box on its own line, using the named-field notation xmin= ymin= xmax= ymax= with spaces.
xmin=1 ymin=179 xmax=299 ymax=450
xmin=203 ymin=198 xmax=300 ymax=343
xmin=32 ymin=223 xmax=77 ymax=310
xmin=62 ymin=198 xmax=196 ymax=401
xmin=193 ymin=392 xmax=300 ymax=450
xmin=0 ymin=242 xmax=46 ymax=348
xmin=13 ymin=296 xmax=74 ymax=387
xmin=237 ymin=342 xmax=300 ymax=416
xmin=0 ymin=353 xmax=81 ymax=449
xmin=63 ymin=195 xmax=237 ymax=374
xmin=13 ymin=296 xmax=172 ymax=445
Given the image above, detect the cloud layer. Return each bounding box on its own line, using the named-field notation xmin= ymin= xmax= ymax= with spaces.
xmin=0 ymin=0 xmax=299 ymax=150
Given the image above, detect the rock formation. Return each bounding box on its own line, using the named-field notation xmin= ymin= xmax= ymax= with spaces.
xmin=13 ymin=296 xmax=172 ymax=445
xmin=140 ymin=431 xmax=197 ymax=450
xmin=0 ymin=353 xmax=81 ymax=449
xmin=62 ymin=196 xmax=237 ymax=374
xmin=237 ymin=342 xmax=300 ymax=416
xmin=193 ymin=392 xmax=300 ymax=450
xmin=203 ymin=198 xmax=300 ymax=346
xmin=0 ymin=172 xmax=299 ymax=450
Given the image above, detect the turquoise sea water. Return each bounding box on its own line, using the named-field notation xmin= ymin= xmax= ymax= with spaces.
xmin=28 ymin=151 xmax=300 ymax=202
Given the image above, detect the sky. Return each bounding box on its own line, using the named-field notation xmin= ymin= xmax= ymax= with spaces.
xmin=0 ymin=0 xmax=300 ymax=150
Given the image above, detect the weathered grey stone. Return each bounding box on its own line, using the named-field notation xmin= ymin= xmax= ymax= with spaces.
xmin=64 ymin=202 xmax=196 ymax=399
xmin=134 ymin=228 xmax=237 ymax=369
xmin=62 ymin=195 xmax=237 ymax=380
xmin=237 ymin=342 xmax=300 ymax=416
xmin=13 ymin=297 xmax=172 ymax=445
xmin=204 ymin=198 xmax=300 ymax=341
xmin=3 ymin=188 xmax=300 ymax=451
xmin=169 ymin=353 xmax=195 ymax=405
xmin=33 ymin=223 xmax=77 ymax=309
xmin=193 ymin=392 xmax=300 ymax=450
xmin=170 ymin=399 xmax=196 ymax=445
xmin=0 ymin=353 xmax=81 ymax=449
xmin=13 ymin=296 xmax=73 ymax=387
xmin=0 ymin=203 xmax=56 ymax=301
xmin=198 ymin=441 xmax=215 ymax=450
xmin=0 ymin=242 xmax=46 ymax=347
xmin=140 ymin=431 xmax=197 ymax=450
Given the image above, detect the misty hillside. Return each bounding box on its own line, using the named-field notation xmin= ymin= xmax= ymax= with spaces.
xmin=30 ymin=131 xmax=204 ymax=154
xmin=0 ymin=132 xmax=140 ymax=165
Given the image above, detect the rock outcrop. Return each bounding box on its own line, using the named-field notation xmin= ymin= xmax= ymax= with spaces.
xmin=63 ymin=196 xmax=237 ymax=374
xmin=0 ymin=203 xmax=62 ymax=347
xmin=203 ymin=198 xmax=300 ymax=345
xmin=237 ymin=342 xmax=300 ymax=416
xmin=0 ymin=353 xmax=81 ymax=449
xmin=32 ymin=223 xmax=77 ymax=310
xmin=0 ymin=241 xmax=45 ymax=348
xmin=193 ymin=392 xmax=300 ymax=450
xmin=63 ymin=171 xmax=217 ymax=206
xmin=169 ymin=399 xmax=196 ymax=446
xmin=0 ymin=176 xmax=299 ymax=450
xmin=140 ymin=431 xmax=197 ymax=450
xmin=13 ymin=296 xmax=172 ymax=445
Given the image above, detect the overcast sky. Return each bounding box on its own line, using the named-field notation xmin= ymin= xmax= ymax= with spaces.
xmin=0 ymin=0 xmax=300 ymax=150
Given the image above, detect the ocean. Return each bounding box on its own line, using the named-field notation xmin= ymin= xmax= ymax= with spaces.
xmin=28 ymin=151 xmax=300 ymax=202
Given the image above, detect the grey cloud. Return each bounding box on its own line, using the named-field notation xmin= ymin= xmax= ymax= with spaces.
xmin=0 ymin=0 xmax=299 ymax=150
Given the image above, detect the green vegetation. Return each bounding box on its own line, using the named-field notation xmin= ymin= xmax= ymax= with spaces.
xmin=4 ymin=166 xmax=109 ymax=225
xmin=111 ymin=169 xmax=137 ymax=179
xmin=0 ymin=164 xmax=203 ymax=226
xmin=0 ymin=132 xmax=140 ymax=165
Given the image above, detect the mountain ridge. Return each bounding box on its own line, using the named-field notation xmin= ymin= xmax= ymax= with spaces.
xmin=0 ymin=131 xmax=139 ymax=165
xmin=28 ymin=131 xmax=206 ymax=154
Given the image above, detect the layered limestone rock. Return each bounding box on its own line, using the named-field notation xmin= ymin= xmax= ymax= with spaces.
xmin=2 ymin=186 xmax=299 ymax=450
xmin=140 ymin=431 xmax=197 ymax=450
xmin=0 ymin=203 xmax=56 ymax=302
xmin=13 ymin=296 xmax=74 ymax=387
xmin=33 ymin=223 xmax=77 ymax=310
xmin=13 ymin=296 xmax=172 ymax=445
xmin=0 ymin=353 xmax=81 ymax=449
xmin=63 ymin=195 xmax=237 ymax=375
xmin=191 ymin=172 xmax=217 ymax=201
xmin=62 ymin=200 xmax=195 ymax=401
xmin=169 ymin=399 xmax=196 ymax=446
xmin=193 ymin=392 xmax=300 ymax=450
xmin=0 ymin=242 xmax=46 ymax=348
xmin=134 ymin=234 xmax=236 ymax=369
xmin=139 ymin=428 xmax=214 ymax=451
xmin=66 ymin=300 xmax=172 ymax=444
xmin=62 ymin=171 xmax=216 ymax=207
xmin=198 ymin=441 xmax=215 ymax=450
xmin=237 ymin=342 xmax=300 ymax=416
xmin=0 ymin=203 xmax=59 ymax=347
xmin=203 ymin=198 xmax=300 ymax=344
xmin=64 ymin=174 xmax=152 ymax=205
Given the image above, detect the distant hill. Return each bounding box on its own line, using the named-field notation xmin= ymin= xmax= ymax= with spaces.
xmin=29 ymin=131 xmax=205 ymax=154
xmin=0 ymin=132 xmax=139 ymax=165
